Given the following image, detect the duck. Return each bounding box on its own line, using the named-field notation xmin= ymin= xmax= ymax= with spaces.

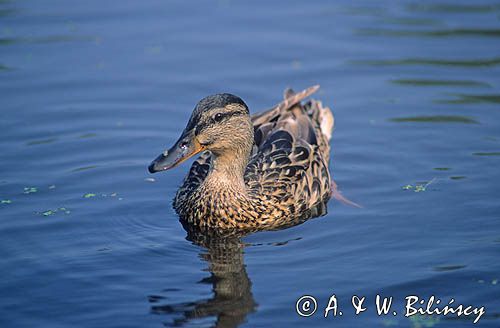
xmin=148 ymin=85 xmax=335 ymax=232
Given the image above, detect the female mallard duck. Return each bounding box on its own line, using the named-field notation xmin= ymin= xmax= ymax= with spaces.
xmin=149 ymin=85 xmax=335 ymax=231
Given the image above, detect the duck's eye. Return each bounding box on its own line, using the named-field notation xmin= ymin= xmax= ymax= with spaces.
xmin=213 ymin=113 xmax=224 ymax=122
xmin=179 ymin=141 xmax=188 ymax=150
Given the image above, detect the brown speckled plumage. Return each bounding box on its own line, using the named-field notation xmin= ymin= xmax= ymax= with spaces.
xmin=163 ymin=86 xmax=335 ymax=232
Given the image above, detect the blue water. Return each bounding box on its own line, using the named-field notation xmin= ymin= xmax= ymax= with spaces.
xmin=1 ymin=1 xmax=499 ymax=327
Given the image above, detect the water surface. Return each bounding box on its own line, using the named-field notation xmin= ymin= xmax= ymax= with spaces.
xmin=1 ymin=1 xmax=499 ymax=327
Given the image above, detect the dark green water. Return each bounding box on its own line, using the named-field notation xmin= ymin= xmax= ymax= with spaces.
xmin=1 ymin=1 xmax=499 ymax=327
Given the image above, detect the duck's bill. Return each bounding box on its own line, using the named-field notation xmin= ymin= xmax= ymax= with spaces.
xmin=148 ymin=131 xmax=204 ymax=173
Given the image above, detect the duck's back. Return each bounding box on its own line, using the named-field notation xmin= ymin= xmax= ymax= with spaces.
xmin=244 ymin=86 xmax=334 ymax=216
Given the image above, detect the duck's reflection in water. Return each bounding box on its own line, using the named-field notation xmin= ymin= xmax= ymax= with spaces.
xmin=149 ymin=229 xmax=257 ymax=328
xmin=149 ymin=202 xmax=329 ymax=327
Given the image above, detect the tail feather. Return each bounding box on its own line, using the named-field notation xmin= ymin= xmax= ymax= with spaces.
xmin=276 ymin=85 xmax=319 ymax=113
xmin=305 ymin=100 xmax=333 ymax=141
xmin=319 ymin=101 xmax=334 ymax=141
xmin=252 ymin=85 xmax=320 ymax=131
xmin=331 ymin=180 xmax=362 ymax=208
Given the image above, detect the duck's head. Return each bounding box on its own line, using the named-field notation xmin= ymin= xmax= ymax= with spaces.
xmin=149 ymin=93 xmax=252 ymax=173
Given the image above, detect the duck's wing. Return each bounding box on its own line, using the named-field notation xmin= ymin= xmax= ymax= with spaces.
xmin=245 ymin=86 xmax=334 ymax=210
xmin=251 ymin=85 xmax=320 ymax=148
xmin=251 ymin=85 xmax=319 ymax=124
xmin=251 ymin=85 xmax=333 ymax=158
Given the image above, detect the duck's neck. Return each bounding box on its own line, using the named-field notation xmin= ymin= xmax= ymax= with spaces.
xmin=197 ymin=118 xmax=255 ymax=207
xmin=204 ymin=146 xmax=251 ymax=193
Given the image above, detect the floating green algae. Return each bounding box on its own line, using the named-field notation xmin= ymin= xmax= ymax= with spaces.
xmin=40 ymin=207 xmax=71 ymax=217
xmin=23 ymin=187 xmax=38 ymax=194
xmin=402 ymin=178 xmax=437 ymax=192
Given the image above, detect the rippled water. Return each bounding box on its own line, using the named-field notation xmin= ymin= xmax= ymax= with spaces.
xmin=1 ymin=1 xmax=499 ymax=327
